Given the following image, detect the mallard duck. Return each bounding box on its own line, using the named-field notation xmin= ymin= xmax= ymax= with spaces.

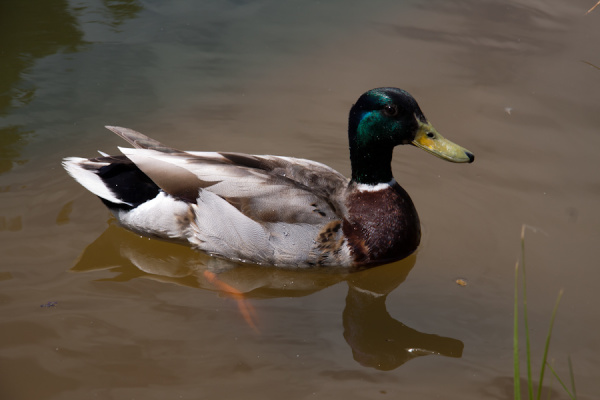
xmin=63 ymin=87 xmax=473 ymax=268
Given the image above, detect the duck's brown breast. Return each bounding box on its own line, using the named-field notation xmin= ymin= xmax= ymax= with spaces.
xmin=342 ymin=183 xmax=420 ymax=265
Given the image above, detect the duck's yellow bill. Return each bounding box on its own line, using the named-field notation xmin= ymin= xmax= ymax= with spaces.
xmin=411 ymin=121 xmax=474 ymax=163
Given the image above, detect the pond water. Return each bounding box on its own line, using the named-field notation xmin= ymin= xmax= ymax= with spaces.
xmin=1 ymin=0 xmax=599 ymax=399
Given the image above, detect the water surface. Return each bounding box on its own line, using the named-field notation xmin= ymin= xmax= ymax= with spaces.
xmin=1 ymin=0 xmax=599 ymax=399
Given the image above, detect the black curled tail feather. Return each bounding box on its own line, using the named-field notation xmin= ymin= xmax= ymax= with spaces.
xmin=94 ymin=156 xmax=160 ymax=210
xmin=63 ymin=155 xmax=161 ymax=211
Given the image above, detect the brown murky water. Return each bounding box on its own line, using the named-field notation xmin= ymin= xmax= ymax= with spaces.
xmin=1 ymin=0 xmax=599 ymax=399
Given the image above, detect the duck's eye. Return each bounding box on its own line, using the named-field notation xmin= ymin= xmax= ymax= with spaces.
xmin=426 ymin=131 xmax=435 ymax=138
xmin=382 ymin=104 xmax=398 ymax=117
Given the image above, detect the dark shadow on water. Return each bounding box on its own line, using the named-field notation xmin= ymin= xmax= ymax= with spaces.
xmin=72 ymin=222 xmax=464 ymax=371
xmin=0 ymin=0 xmax=85 ymax=114
xmin=0 ymin=0 xmax=143 ymax=174
xmin=101 ymin=0 xmax=143 ymax=29
xmin=0 ymin=126 xmax=34 ymax=175
xmin=0 ymin=0 xmax=85 ymax=174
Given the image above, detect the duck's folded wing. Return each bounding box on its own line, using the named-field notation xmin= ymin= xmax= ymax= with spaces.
xmin=110 ymin=125 xmax=349 ymax=226
xmin=120 ymin=147 xmax=346 ymax=223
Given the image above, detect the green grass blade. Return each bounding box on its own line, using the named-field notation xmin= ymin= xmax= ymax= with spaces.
xmin=546 ymin=359 xmax=556 ymax=400
xmin=535 ymin=289 xmax=564 ymax=400
xmin=514 ymin=225 xmax=575 ymax=400
xmin=520 ymin=226 xmax=534 ymax=400
xmin=514 ymin=260 xmax=521 ymax=400
xmin=547 ymin=361 xmax=576 ymax=400
xmin=568 ymin=355 xmax=577 ymax=399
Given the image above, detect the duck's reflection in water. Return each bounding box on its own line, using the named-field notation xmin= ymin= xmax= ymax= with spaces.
xmin=344 ymin=280 xmax=463 ymax=370
xmin=72 ymin=222 xmax=463 ymax=370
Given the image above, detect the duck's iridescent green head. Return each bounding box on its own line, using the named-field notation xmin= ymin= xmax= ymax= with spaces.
xmin=348 ymin=87 xmax=474 ymax=185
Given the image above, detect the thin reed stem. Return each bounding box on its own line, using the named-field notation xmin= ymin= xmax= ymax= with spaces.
xmin=521 ymin=226 xmax=534 ymax=400
xmin=536 ymin=289 xmax=563 ymax=400
xmin=514 ymin=261 xmax=521 ymax=400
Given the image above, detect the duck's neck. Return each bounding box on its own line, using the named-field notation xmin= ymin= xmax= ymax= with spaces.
xmin=350 ymin=145 xmax=394 ymax=185
xmin=348 ymin=103 xmax=398 ymax=186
